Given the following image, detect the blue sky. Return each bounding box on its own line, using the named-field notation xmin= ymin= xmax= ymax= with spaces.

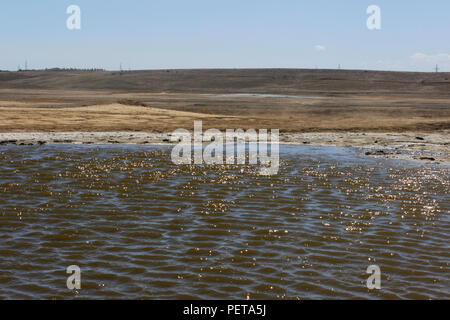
xmin=1 ymin=0 xmax=449 ymax=71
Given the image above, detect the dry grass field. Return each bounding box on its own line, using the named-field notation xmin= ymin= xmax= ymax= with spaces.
xmin=0 ymin=69 xmax=449 ymax=133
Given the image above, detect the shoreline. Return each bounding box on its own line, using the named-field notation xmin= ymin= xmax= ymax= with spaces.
xmin=1 ymin=131 xmax=448 ymax=165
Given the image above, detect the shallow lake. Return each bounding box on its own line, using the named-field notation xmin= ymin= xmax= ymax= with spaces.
xmin=0 ymin=144 xmax=448 ymax=299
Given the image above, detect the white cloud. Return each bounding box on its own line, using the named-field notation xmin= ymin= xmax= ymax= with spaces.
xmin=355 ymin=52 xmax=450 ymax=72
xmin=411 ymin=52 xmax=450 ymax=62
xmin=314 ymin=45 xmax=326 ymax=52
xmin=411 ymin=53 xmax=427 ymax=60
xmin=408 ymin=53 xmax=450 ymax=71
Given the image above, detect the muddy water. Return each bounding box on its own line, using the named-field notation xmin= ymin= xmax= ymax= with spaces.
xmin=0 ymin=145 xmax=448 ymax=300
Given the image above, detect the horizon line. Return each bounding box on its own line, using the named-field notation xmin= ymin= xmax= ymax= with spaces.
xmin=2 ymin=67 xmax=448 ymax=74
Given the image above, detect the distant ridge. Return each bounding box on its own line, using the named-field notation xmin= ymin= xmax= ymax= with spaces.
xmin=0 ymin=69 xmax=449 ymax=96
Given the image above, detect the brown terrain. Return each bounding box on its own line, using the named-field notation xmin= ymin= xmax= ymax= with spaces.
xmin=0 ymin=68 xmax=449 ymax=133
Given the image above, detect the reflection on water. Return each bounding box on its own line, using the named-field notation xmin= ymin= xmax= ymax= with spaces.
xmin=0 ymin=144 xmax=448 ymax=299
